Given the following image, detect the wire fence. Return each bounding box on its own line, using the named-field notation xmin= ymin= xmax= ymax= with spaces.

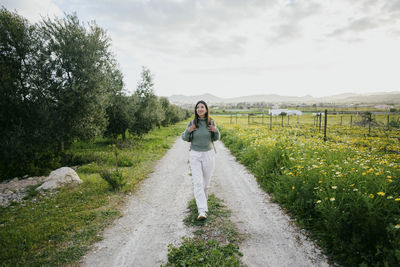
xmin=216 ymin=111 xmax=400 ymax=141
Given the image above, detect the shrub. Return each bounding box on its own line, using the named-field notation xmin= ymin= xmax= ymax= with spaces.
xmin=99 ymin=169 xmax=126 ymax=191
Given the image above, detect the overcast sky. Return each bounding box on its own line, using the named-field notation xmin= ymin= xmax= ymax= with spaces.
xmin=3 ymin=0 xmax=400 ymax=98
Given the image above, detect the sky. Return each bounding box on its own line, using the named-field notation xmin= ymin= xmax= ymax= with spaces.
xmin=2 ymin=0 xmax=400 ymax=98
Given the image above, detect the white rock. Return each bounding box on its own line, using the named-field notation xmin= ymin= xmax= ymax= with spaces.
xmin=37 ymin=167 xmax=82 ymax=190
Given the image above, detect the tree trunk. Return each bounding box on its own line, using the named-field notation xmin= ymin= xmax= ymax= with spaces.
xmin=58 ymin=140 xmax=64 ymax=153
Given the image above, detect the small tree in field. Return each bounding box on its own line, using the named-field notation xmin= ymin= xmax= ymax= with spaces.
xmin=129 ymin=67 xmax=164 ymax=136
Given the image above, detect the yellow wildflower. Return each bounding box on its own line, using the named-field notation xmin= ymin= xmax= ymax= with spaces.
xmin=377 ymin=192 xmax=385 ymax=196
xmin=369 ymin=194 xmax=374 ymax=199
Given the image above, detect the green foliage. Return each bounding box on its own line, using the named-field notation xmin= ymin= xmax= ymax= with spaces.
xmin=129 ymin=67 xmax=164 ymax=136
xmin=0 ymin=8 xmax=53 ymax=179
xmin=165 ymin=238 xmax=241 ymax=267
xmin=100 ymin=169 xmax=126 ymax=191
xmin=117 ymin=155 xmax=134 ymax=167
xmin=0 ymin=8 xmax=189 ymax=181
xmin=164 ymin=195 xmax=243 ymax=266
xmin=104 ymin=69 xmax=188 ymax=141
xmin=105 ymin=93 xmax=131 ymax=139
xmin=0 ymin=8 xmax=123 ymax=180
xmin=389 ymin=118 xmax=400 ymax=128
xmin=38 ymin=13 xmax=114 ymax=144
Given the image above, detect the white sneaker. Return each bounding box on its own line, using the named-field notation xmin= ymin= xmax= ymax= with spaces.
xmin=197 ymin=212 xmax=207 ymax=220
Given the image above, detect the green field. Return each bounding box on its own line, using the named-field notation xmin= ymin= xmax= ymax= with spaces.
xmin=216 ymin=116 xmax=400 ymax=266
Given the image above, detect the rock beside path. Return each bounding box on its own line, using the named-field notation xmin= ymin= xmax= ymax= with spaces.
xmin=1 ymin=167 xmax=82 ymax=207
xmin=36 ymin=167 xmax=82 ymax=190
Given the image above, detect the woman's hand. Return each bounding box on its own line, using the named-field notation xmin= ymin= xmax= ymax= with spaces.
xmin=188 ymin=124 xmax=197 ymax=132
xmin=208 ymin=125 xmax=217 ymax=132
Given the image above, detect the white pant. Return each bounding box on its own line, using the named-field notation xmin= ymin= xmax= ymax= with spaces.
xmin=189 ymin=150 xmax=215 ymax=214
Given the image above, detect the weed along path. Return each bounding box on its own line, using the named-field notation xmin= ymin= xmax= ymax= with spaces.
xmin=83 ymin=138 xmax=329 ymax=266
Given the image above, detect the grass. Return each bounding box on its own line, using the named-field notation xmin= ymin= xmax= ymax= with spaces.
xmin=163 ymin=195 xmax=243 ymax=266
xmin=0 ymin=122 xmax=187 ymax=266
xmin=217 ymin=117 xmax=400 ymax=266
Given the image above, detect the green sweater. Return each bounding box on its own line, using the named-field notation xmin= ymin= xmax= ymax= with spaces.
xmin=181 ymin=118 xmax=220 ymax=151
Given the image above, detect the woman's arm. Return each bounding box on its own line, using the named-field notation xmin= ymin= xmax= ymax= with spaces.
xmin=209 ymin=120 xmax=220 ymax=141
xmin=181 ymin=121 xmax=193 ymax=142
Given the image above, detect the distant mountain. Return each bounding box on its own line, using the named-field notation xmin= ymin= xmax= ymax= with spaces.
xmin=168 ymin=92 xmax=400 ymax=105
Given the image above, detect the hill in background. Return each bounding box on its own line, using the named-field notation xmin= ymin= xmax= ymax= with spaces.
xmin=168 ymin=91 xmax=400 ymax=105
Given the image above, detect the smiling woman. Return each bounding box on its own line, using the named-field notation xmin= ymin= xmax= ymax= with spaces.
xmin=181 ymin=100 xmax=220 ymax=220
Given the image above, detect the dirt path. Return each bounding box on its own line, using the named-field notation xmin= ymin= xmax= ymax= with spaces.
xmin=82 ymin=138 xmax=329 ymax=266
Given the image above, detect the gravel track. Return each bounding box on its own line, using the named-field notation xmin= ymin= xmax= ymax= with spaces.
xmin=82 ymin=138 xmax=329 ymax=266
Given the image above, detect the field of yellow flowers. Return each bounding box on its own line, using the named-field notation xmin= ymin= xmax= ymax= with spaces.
xmin=216 ymin=115 xmax=400 ymax=266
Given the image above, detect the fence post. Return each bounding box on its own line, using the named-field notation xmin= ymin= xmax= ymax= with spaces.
xmin=288 ymin=115 xmax=290 ymax=126
xmin=297 ymin=115 xmax=299 ymax=125
xmin=248 ymin=114 xmax=250 ymax=125
xmin=319 ymin=113 xmax=322 ymax=132
xmin=324 ymin=109 xmax=328 ymax=141
xmin=340 ymin=116 xmax=343 ymax=126
xmin=262 ymin=113 xmax=264 ymax=125
xmin=236 ymin=113 xmax=238 ymax=124
xmin=281 ymin=114 xmax=284 ymax=127
xmin=350 ymin=115 xmax=352 ymax=127
xmin=230 ymin=114 xmax=232 ymax=124
xmin=369 ymin=113 xmax=372 ymax=136
xmin=387 ymin=115 xmax=390 ymax=131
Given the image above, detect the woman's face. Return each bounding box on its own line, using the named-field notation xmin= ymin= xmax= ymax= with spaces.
xmin=196 ymin=103 xmax=207 ymax=118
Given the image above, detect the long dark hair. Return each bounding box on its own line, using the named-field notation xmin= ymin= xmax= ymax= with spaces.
xmin=193 ymin=100 xmax=211 ymax=127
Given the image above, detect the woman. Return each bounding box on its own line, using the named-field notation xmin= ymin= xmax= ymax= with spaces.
xmin=182 ymin=100 xmax=220 ymax=220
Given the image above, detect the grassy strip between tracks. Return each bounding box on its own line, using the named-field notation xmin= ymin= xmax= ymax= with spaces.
xmin=0 ymin=122 xmax=186 ymax=266
xmin=163 ymin=195 xmax=244 ymax=266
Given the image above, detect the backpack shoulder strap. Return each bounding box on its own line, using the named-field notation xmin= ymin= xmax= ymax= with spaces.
xmin=210 ymin=119 xmax=217 ymax=153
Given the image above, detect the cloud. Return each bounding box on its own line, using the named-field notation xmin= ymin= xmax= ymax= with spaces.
xmin=188 ymin=35 xmax=247 ymax=57
xmin=1 ymin=0 xmax=63 ymax=22
xmin=382 ymin=0 xmax=400 ymax=15
xmin=328 ymin=17 xmax=379 ymax=37
xmin=265 ymin=1 xmax=321 ymax=44
xmin=326 ymin=0 xmax=399 ymax=40
xmin=54 ymin=0 xmax=276 ymax=58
